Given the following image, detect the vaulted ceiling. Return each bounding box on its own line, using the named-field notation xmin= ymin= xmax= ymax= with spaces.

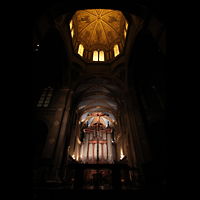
xmin=72 ymin=9 xmax=127 ymax=51
xmin=74 ymin=77 xmax=122 ymax=128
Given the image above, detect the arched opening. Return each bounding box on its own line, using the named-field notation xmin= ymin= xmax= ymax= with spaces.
xmin=70 ymin=75 xmax=123 ymax=161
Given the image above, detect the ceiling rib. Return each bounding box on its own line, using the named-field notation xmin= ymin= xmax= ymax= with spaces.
xmin=78 ymin=20 xmax=97 ymax=37
xmin=101 ymin=19 xmax=120 ymax=37
xmin=100 ymin=21 xmax=109 ymax=48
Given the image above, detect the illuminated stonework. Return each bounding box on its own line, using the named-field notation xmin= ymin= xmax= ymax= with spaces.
xmin=70 ymin=9 xmax=129 ymax=62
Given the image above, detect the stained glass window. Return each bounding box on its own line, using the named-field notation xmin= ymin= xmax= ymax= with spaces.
xmin=93 ymin=50 xmax=98 ymax=61
xmin=37 ymin=87 xmax=53 ymax=108
xmin=70 ymin=20 xmax=73 ymax=30
xmin=93 ymin=50 xmax=105 ymax=61
xmin=124 ymin=29 xmax=127 ymax=39
xmin=99 ymin=51 xmax=105 ymax=61
xmin=78 ymin=44 xmax=84 ymax=57
xmin=125 ymin=20 xmax=129 ymax=31
xmin=69 ymin=20 xmax=75 ymax=38
xmin=124 ymin=20 xmax=129 ymax=39
xmin=114 ymin=44 xmax=120 ymax=57
xmin=71 ymin=28 xmax=74 ymax=38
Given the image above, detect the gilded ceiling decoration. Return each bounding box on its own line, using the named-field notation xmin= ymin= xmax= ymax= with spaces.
xmin=71 ymin=9 xmax=128 ymax=52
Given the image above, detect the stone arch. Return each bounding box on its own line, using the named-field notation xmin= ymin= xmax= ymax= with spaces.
xmin=71 ymin=72 xmax=126 ymax=93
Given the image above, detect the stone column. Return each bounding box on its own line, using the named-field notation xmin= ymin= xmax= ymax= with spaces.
xmin=52 ymin=90 xmax=74 ymax=178
xmin=40 ymin=89 xmax=69 ymax=182
xmin=42 ymin=89 xmax=69 ymax=161
xmin=124 ymin=88 xmax=152 ymax=184
xmin=128 ymin=88 xmax=152 ymax=162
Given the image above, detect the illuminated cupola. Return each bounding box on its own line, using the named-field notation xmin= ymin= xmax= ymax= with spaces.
xmin=69 ymin=9 xmax=129 ymax=62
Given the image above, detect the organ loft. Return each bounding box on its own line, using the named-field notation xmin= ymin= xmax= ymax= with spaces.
xmin=79 ymin=113 xmax=116 ymax=164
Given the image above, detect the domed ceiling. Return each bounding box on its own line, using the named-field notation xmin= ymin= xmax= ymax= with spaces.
xmin=71 ymin=9 xmax=128 ymax=51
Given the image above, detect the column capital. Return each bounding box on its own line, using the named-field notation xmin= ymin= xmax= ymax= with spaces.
xmin=68 ymin=91 xmax=75 ymax=98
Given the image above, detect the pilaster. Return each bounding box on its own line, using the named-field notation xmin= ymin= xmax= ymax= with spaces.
xmin=42 ymin=89 xmax=69 ymax=161
xmin=123 ymin=88 xmax=152 ymax=183
xmin=41 ymin=89 xmax=70 ymax=181
xmin=51 ymin=90 xmax=74 ymax=179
